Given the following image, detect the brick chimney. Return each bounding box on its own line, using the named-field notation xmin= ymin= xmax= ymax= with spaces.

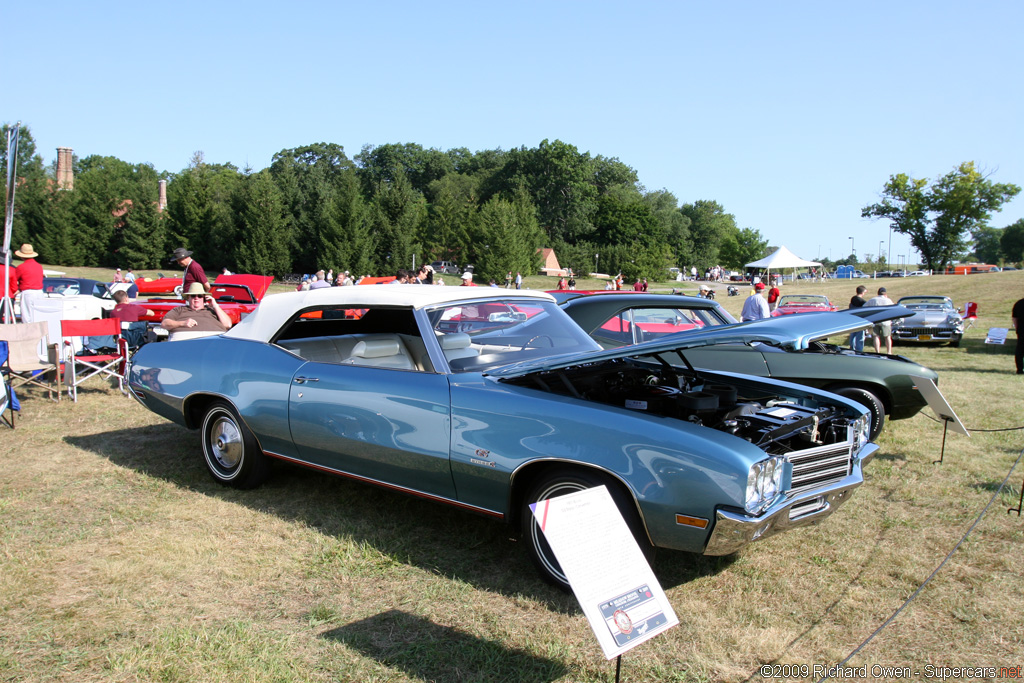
xmin=158 ymin=179 xmax=167 ymax=212
xmin=56 ymin=147 xmax=74 ymax=190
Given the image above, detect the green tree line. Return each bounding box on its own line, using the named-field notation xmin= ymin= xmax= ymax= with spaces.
xmin=3 ymin=126 xmax=770 ymax=282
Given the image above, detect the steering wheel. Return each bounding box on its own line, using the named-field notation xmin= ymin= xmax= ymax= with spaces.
xmin=521 ymin=335 xmax=554 ymax=350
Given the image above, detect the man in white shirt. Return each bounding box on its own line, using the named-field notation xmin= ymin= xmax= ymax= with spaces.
xmin=864 ymin=286 xmax=895 ymax=354
xmin=740 ymin=283 xmax=771 ymax=321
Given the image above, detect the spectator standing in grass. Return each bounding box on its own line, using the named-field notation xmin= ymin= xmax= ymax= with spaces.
xmin=170 ymin=247 xmax=210 ymax=294
xmin=14 ymin=244 xmax=44 ymax=324
xmin=740 ymin=283 xmax=770 ymax=321
xmin=1011 ymin=295 xmax=1024 ymax=374
xmin=515 ymin=272 xmax=522 ymax=289
xmin=309 ymin=271 xmax=331 ymax=289
xmin=848 ymin=285 xmax=868 ymax=352
xmin=864 ymin=287 xmax=895 ymax=354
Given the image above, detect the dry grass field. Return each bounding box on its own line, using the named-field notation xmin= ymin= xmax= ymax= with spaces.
xmin=2 ymin=268 xmax=1023 ymax=682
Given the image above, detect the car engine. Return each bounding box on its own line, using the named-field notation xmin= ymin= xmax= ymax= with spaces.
xmin=505 ymin=357 xmax=853 ymax=454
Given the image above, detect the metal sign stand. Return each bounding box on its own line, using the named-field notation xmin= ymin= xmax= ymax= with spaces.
xmin=933 ymin=417 xmax=953 ymax=465
xmin=1009 ymin=480 xmax=1024 ymax=517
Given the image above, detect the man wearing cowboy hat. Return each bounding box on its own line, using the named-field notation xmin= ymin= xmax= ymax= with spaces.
xmin=161 ymin=283 xmax=231 ymax=339
xmin=169 ymin=247 xmax=210 ymax=294
xmin=15 ymin=244 xmax=44 ymax=323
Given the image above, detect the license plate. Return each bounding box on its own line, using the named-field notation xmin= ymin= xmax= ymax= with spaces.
xmin=918 ymin=334 xmax=932 ymax=341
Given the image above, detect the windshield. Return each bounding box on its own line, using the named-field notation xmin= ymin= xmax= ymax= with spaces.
xmin=899 ymin=297 xmax=952 ymax=310
xmin=426 ymin=299 xmax=600 ymax=373
xmin=778 ymin=295 xmax=830 ymax=306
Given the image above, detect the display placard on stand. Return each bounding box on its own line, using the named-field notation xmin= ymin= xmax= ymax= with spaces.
xmin=531 ymin=485 xmax=678 ymax=660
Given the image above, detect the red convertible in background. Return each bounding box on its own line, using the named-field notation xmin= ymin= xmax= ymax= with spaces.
xmin=139 ymin=274 xmax=274 ymax=329
xmin=771 ymin=294 xmax=838 ymax=316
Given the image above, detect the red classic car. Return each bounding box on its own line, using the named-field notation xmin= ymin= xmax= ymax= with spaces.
xmin=771 ymin=294 xmax=838 ymax=316
xmin=140 ymin=275 xmax=275 ymax=330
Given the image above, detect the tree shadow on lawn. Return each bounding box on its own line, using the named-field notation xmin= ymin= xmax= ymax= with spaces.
xmin=322 ymin=609 xmax=568 ymax=683
xmin=66 ymin=425 xmax=726 ymax=607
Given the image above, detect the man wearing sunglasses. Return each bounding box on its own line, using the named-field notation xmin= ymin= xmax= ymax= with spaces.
xmin=161 ymin=283 xmax=232 ymax=340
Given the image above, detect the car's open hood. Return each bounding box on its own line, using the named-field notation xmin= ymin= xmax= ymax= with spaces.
xmin=841 ymin=304 xmax=913 ymax=323
xmin=488 ymin=311 xmax=873 ymax=379
xmin=215 ymin=274 xmax=274 ymax=301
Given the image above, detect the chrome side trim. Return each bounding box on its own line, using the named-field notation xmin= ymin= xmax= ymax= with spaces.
xmin=262 ymin=450 xmax=505 ymax=520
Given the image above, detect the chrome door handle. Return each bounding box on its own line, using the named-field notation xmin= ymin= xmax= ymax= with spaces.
xmin=294 ymin=376 xmax=320 ymax=384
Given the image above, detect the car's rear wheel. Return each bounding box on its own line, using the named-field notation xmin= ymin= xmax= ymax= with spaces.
xmin=201 ymin=400 xmax=269 ymax=489
xmin=522 ymin=468 xmax=654 ymax=592
xmin=832 ymin=387 xmax=886 ymax=440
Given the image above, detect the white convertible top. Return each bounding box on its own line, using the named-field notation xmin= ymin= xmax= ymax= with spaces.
xmin=224 ymin=286 xmax=556 ymax=342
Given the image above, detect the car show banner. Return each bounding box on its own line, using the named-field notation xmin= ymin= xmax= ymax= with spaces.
xmin=530 ymin=486 xmax=678 ymax=660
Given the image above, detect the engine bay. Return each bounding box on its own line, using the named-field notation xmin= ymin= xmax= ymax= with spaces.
xmin=505 ymin=357 xmax=851 ymax=453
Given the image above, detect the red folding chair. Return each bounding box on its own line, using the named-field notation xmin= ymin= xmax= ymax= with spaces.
xmin=962 ymin=301 xmax=978 ymax=330
xmin=60 ymin=318 xmax=127 ymax=402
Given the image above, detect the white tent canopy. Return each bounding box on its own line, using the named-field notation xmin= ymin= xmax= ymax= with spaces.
xmin=746 ymin=245 xmax=821 ymax=270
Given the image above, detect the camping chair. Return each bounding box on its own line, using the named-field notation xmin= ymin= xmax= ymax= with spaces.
xmin=961 ymin=302 xmax=978 ymax=330
xmin=0 ymin=321 xmax=61 ymax=402
xmin=0 ymin=341 xmax=17 ymax=428
xmin=60 ymin=318 xmax=127 ymax=402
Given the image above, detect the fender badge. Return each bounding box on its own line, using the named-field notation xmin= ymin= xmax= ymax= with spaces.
xmin=470 ymin=458 xmax=496 ymax=468
xmin=474 ymin=448 xmax=491 ymax=459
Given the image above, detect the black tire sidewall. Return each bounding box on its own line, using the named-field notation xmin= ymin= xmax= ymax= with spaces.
xmin=834 ymin=387 xmax=885 ymax=440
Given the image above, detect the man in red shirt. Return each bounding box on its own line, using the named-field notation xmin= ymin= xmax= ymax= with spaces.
xmin=170 ymin=247 xmax=209 ymax=294
xmin=14 ymin=244 xmax=44 ymax=323
xmin=459 ymin=272 xmax=477 ymax=287
xmin=110 ymin=290 xmax=153 ymax=322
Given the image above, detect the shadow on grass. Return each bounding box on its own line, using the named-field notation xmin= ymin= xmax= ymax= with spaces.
xmin=66 ymin=426 xmax=724 ymax=606
xmin=322 ymin=609 xmax=567 ymax=682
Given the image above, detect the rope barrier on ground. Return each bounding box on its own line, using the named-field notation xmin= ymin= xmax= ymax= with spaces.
xmin=918 ymin=411 xmax=1024 ymax=432
xmin=814 ymin=446 xmax=1024 ymax=682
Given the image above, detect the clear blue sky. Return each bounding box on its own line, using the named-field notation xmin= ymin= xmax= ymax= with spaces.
xmin=9 ymin=0 xmax=1023 ymax=267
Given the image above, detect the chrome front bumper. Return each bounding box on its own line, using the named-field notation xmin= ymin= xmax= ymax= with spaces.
xmin=702 ymin=444 xmax=874 ymax=556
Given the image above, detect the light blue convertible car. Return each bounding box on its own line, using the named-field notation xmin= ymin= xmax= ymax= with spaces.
xmin=128 ymin=287 xmax=877 ymax=589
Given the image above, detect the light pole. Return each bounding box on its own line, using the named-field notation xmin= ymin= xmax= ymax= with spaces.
xmin=887 ymin=227 xmax=893 ymax=267
xmin=879 ymin=241 xmax=885 ymax=265
xmin=594 ymin=254 xmax=599 ymax=275
xmin=849 ymin=237 xmax=855 ymax=262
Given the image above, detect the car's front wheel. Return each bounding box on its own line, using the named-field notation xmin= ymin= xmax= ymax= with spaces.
xmin=831 ymin=387 xmax=886 ymax=440
xmin=201 ymin=400 xmax=269 ymax=489
xmin=522 ymin=468 xmax=654 ymax=592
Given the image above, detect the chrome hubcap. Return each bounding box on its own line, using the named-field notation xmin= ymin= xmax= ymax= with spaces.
xmin=210 ymin=416 xmax=242 ymax=469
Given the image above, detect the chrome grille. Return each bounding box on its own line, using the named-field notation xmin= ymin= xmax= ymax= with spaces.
xmin=786 ymin=433 xmax=854 ymax=496
xmin=895 ymin=326 xmax=955 ymax=337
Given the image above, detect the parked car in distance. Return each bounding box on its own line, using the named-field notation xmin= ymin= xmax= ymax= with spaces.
xmin=559 ymin=292 xmax=939 ymax=439
xmin=128 ymin=286 xmax=876 ymax=590
xmin=771 ymin=294 xmax=838 ymax=316
xmin=29 ymin=277 xmax=119 ymax=318
xmin=429 ymin=261 xmax=461 ymax=275
xmin=907 ymin=270 xmax=929 ymax=277
xmin=891 ymin=295 xmax=964 ymax=346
